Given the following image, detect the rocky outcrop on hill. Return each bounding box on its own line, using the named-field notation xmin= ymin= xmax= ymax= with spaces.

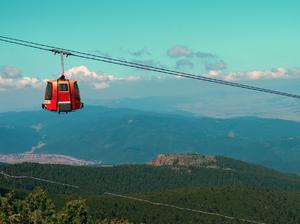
xmin=150 ymin=153 xmax=217 ymax=168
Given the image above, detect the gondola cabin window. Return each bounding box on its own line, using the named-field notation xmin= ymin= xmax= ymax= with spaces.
xmin=74 ymin=82 xmax=81 ymax=101
xmin=44 ymin=82 xmax=52 ymax=100
xmin=59 ymin=83 xmax=69 ymax=91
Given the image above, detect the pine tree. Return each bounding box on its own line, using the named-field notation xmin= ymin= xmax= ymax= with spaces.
xmin=0 ymin=191 xmax=21 ymax=224
xmin=58 ymin=199 xmax=91 ymax=224
xmin=20 ymin=188 xmax=57 ymax=224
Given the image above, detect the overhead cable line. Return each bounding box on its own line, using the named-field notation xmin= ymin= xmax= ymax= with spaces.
xmin=0 ymin=35 xmax=300 ymax=99
xmin=0 ymin=37 xmax=53 ymax=52
xmin=0 ymin=168 xmax=267 ymax=224
xmin=104 ymin=192 xmax=267 ymax=224
xmin=0 ymin=170 xmax=79 ymax=188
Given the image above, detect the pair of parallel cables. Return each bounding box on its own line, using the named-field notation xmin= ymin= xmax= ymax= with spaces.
xmin=0 ymin=35 xmax=300 ymax=99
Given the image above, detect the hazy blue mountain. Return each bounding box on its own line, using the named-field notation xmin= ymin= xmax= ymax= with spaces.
xmin=1 ymin=106 xmax=300 ymax=174
xmin=87 ymin=96 xmax=195 ymax=115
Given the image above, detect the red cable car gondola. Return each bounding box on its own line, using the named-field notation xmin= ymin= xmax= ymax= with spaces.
xmin=42 ymin=50 xmax=83 ymax=113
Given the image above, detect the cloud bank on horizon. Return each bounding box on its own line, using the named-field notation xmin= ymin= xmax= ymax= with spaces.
xmin=166 ymin=45 xmax=300 ymax=81
xmin=1 ymin=45 xmax=300 ymax=92
xmin=0 ymin=66 xmax=46 ymax=91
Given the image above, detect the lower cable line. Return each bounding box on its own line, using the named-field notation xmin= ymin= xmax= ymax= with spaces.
xmin=0 ymin=170 xmax=79 ymax=189
xmin=0 ymin=170 xmax=267 ymax=223
xmin=104 ymin=192 xmax=267 ymax=224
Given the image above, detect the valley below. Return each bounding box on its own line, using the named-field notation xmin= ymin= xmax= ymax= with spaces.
xmin=2 ymin=106 xmax=300 ymax=174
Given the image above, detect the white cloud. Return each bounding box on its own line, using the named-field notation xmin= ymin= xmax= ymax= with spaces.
xmin=65 ymin=65 xmax=141 ymax=90
xmin=0 ymin=65 xmax=143 ymax=92
xmin=223 ymin=72 xmax=238 ymax=81
xmin=0 ymin=66 xmax=21 ymax=78
xmin=1 ymin=63 xmax=299 ymax=92
xmin=125 ymin=47 xmax=151 ymax=57
xmin=125 ymin=76 xmax=141 ymax=81
xmin=93 ymin=82 xmax=110 ymax=89
xmin=66 ymin=65 xmax=113 ymax=81
xmin=167 ymin=45 xmax=193 ymax=57
xmin=207 ymin=70 xmax=222 ymax=77
xmin=0 ymin=65 xmax=46 ymax=91
xmin=0 ymin=75 xmax=45 ymax=91
xmin=290 ymin=68 xmax=300 ymax=76
xmin=65 ymin=65 xmax=142 ymax=82
xmin=167 ymin=46 xmax=226 ymax=72
xmin=176 ymin=59 xmax=194 ymax=69
xmin=195 ymin=51 xmax=216 ymax=58
xmin=16 ymin=77 xmax=44 ymax=88
xmin=205 ymin=60 xmax=226 ymax=71
xmin=66 ymin=65 xmax=298 ymax=86
xmin=246 ymin=68 xmax=288 ymax=80
xmin=223 ymin=67 xmax=290 ymax=81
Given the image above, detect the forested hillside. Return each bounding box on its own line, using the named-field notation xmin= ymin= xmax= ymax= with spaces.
xmin=1 ymin=155 xmax=300 ymax=223
xmin=80 ymin=187 xmax=300 ymax=224
xmin=1 ymin=155 xmax=300 ymax=196
xmin=2 ymin=186 xmax=300 ymax=224
xmin=0 ymin=188 xmax=130 ymax=224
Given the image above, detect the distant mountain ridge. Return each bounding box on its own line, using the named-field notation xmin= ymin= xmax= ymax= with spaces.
xmin=1 ymin=106 xmax=300 ymax=174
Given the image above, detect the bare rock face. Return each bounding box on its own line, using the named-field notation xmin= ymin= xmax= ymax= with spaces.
xmin=150 ymin=153 xmax=217 ymax=167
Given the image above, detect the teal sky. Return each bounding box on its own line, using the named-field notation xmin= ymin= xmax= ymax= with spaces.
xmin=1 ymin=0 xmax=300 ymax=117
xmin=1 ymin=0 xmax=300 ymax=77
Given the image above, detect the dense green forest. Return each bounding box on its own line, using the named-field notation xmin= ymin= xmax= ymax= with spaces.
xmin=1 ymin=156 xmax=300 ymax=196
xmin=0 ymin=188 xmax=130 ymax=224
xmin=2 ymin=186 xmax=300 ymax=224
xmin=1 ymin=156 xmax=300 ymax=223
xmin=81 ymin=187 xmax=300 ymax=224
